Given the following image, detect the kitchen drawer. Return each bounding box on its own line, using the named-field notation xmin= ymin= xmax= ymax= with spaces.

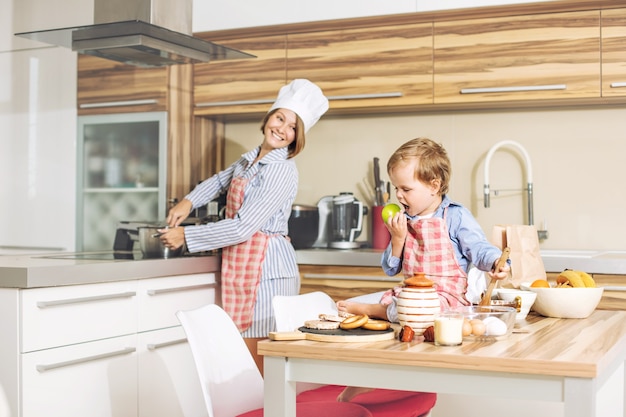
xmin=137 ymin=327 xmax=207 ymax=417
xmin=137 ymin=274 xmax=217 ymax=332
xmin=21 ymin=334 xmax=138 ymax=417
xmin=20 ymin=281 xmax=138 ymax=353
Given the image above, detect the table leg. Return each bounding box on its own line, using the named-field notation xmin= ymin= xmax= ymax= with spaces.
xmin=264 ymin=355 xmax=297 ymax=417
xmin=563 ymin=377 xmax=596 ymax=417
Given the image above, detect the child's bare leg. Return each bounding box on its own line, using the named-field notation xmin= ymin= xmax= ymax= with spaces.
xmin=337 ymin=386 xmax=374 ymax=402
xmin=336 ymin=301 xmax=389 ymax=321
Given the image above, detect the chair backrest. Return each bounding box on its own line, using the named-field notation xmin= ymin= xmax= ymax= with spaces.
xmin=176 ymin=304 xmax=264 ymax=417
xmin=273 ymin=291 xmax=338 ymax=332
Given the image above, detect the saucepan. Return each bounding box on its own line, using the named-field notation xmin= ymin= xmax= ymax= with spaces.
xmin=137 ymin=226 xmax=184 ymax=258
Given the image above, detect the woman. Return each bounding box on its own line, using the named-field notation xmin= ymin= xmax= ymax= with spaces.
xmin=159 ymin=79 xmax=328 ymax=374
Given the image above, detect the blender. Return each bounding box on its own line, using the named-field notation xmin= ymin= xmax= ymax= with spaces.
xmin=329 ymin=192 xmax=364 ymax=249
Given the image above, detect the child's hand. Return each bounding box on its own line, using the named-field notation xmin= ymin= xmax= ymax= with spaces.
xmin=488 ymin=261 xmax=510 ymax=280
xmin=384 ymin=209 xmax=407 ymax=241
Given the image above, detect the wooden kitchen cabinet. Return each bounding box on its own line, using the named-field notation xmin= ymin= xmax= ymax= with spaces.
xmin=193 ymin=35 xmax=287 ymax=116
xmin=0 ymin=273 xmax=215 ymax=417
xmin=77 ymin=55 xmax=168 ymax=115
xmin=299 ymin=264 xmax=400 ymax=302
xmin=287 ymin=23 xmax=433 ymax=110
xmin=601 ymin=8 xmax=626 ymax=97
xmin=433 ymin=10 xmax=601 ymax=104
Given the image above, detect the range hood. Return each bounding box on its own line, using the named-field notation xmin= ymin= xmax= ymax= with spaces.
xmin=15 ymin=0 xmax=254 ymax=68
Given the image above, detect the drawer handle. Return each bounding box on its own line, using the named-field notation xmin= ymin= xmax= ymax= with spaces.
xmin=610 ymin=82 xmax=626 ymax=88
xmin=195 ymin=92 xmax=403 ymax=107
xmin=460 ymin=84 xmax=566 ymax=94
xmin=147 ymin=338 xmax=187 ymax=350
xmin=302 ymin=273 xmax=399 ymax=282
xmin=37 ymin=291 xmax=137 ymax=308
xmin=146 ymin=283 xmax=216 ymax=296
xmin=79 ymin=99 xmax=158 ymax=109
xmin=36 ymin=347 xmax=136 ymax=372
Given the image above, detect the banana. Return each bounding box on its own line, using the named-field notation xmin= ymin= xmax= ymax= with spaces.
xmin=578 ymin=270 xmax=596 ymax=288
xmin=556 ymin=270 xmax=596 ymax=288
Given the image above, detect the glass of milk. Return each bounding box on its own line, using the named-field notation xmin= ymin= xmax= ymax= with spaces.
xmin=434 ymin=311 xmax=464 ymax=346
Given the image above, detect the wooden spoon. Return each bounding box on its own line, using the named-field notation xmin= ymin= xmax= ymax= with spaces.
xmin=479 ymin=247 xmax=511 ymax=307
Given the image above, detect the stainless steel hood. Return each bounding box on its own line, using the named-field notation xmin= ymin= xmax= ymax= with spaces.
xmin=15 ymin=0 xmax=254 ymax=68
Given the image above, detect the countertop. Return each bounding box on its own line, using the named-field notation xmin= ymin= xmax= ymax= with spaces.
xmin=296 ymin=248 xmax=626 ymax=275
xmin=0 ymin=252 xmax=220 ymax=289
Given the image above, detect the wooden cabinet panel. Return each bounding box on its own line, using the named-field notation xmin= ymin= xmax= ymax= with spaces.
xmin=299 ymin=264 xmax=399 ymax=302
xmin=601 ymin=8 xmax=626 ymax=97
xmin=77 ymin=55 xmax=168 ymax=115
xmin=433 ymin=11 xmax=600 ymax=104
xmin=193 ymin=35 xmax=287 ymax=116
xmin=287 ymin=23 xmax=433 ymax=110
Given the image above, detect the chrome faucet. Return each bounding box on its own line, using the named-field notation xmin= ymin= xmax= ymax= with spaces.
xmin=483 ymin=140 xmax=548 ymax=240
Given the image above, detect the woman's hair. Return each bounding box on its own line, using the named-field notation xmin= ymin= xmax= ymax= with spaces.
xmin=260 ymin=109 xmax=306 ymax=159
xmin=387 ymin=137 xmax=451 ymax=195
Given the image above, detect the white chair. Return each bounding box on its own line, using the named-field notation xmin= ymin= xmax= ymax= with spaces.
xmin=272 ymin=291 xmax=436 ymax=417
xmin=176 ymin=304 xmax=373 ymax=417
xmin=273 ymin=291 xmax=338 ymax=332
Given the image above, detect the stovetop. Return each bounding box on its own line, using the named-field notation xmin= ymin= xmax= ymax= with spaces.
xmin=38 ymin=250 xmax=217 ymax=261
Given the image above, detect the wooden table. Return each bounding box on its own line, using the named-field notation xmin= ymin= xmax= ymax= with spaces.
xmin=259 ymin=310 xmax=626 ymax=417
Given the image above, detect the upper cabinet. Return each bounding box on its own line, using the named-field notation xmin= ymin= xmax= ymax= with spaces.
xmin=433 ymin=11 xmax=601 ymax=104
xmin=286 ymin=23 xmax=433 ymax=110
xmin=193 ymin=35 xmax=287 ymax=116
xmin=601 ymin=8 xmax=626 ymax=97
xmin=77 ymin=55 xmax=168 ymax=115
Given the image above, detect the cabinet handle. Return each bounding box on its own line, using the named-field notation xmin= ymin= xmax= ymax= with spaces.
xmin=195 ymin=92 xmax=403 ymax=107
xmin=36 ymin=347 xmax=136 ymax=372
xmin=147 ymin=338 xmax=187 ymax=350
xmin=146 ymin=283 xmax=216 ymax=296
xmin=37 ymin=291 xmax=137 ymax=308
xmin=302 ymin=273 xmax=399 ymax=282
xmin=610 ymin=82 xmax=626 ymax=88
xmin=79 ymin=99 xmax=158 ymax=109
xmin=460 ymin=84 xmax=566 ymax=94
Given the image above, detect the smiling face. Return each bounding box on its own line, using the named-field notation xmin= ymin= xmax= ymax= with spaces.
xmin=262 ymin=108 xmax=297 ymax=151
xmin=389 ymin=159 xmax=442 ymax=217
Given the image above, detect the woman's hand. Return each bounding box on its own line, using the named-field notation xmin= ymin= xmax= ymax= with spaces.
xmin=166 ymin=199 xmax=193 ymax=227
xmin=158 ymin=227 xmax=185 ymax=250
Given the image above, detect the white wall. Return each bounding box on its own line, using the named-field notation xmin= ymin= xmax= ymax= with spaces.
xmin=192 ymin=0 xmax=554 ymax=31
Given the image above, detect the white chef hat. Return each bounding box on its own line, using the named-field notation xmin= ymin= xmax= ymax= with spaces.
xmin=269 ymin=79 xmax=329 ymax=133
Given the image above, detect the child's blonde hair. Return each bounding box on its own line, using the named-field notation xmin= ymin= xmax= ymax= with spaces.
xmin=387 ymin=137 xmax=451 ymax=195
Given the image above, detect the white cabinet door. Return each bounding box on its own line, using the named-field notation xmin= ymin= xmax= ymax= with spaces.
xmin=21 ymin=334 xmax=138 ymax=417
xmin=137 ymin=327 xmax=207 ymax=417
xmin=137 ymin=274 xmax=217 ymax=332
xmin=21 ymin=281 xmax=138 ymax=352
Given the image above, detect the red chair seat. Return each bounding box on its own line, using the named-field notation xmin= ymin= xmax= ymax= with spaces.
xmin=237 ymin=400 xmax=373 ymax=417
xmin=296 ymin=384 xmax=436 ymax=417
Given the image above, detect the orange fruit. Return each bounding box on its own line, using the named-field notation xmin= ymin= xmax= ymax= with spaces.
xmin=530 ymin=279 xmax=550 ymax=288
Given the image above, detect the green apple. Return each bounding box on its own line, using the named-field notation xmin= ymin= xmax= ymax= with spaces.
xmin=381 ymin=203 xmax=402 ymax=223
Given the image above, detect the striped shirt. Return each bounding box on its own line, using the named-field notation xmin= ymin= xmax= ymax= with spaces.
xmin=183 ymin=146 xmax=299 ymax=280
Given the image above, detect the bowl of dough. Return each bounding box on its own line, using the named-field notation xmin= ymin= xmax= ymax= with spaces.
xmin=453 ymin=305 xmax=516 ymax=341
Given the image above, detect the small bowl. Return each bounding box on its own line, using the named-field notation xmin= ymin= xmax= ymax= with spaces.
xmin=495 ymin=289 xmax=537 ymax=320
xmin=453 ymin=305 xmax=516 ymax=341
xmin=529 ymin=287 xmax=604 ymax=319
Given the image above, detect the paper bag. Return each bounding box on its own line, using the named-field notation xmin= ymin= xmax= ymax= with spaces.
xmin=491 ymin=224 xmax=546 ymax=288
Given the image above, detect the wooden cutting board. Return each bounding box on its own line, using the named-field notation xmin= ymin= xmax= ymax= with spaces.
xmin=269 ymin=326 xmax=395 ymax=343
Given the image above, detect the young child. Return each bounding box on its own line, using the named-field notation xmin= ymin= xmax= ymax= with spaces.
xmin=336 ymin=137 xmax=509 ymax=402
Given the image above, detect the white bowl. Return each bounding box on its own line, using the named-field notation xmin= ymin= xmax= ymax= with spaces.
xmin=529 ymin=287 xmax=604 ymax=319
xmin=495 ymin=289 xmax=537 ymax=320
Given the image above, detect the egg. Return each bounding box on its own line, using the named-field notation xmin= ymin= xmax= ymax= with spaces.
xmin=483 ymin=316 xmax=508 ymax=336
xmin=462 ymin=319 xmax=473 ymax=337
xmin=470 ymin=319 xmax=486 ymax=336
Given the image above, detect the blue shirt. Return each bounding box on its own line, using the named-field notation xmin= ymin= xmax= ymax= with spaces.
xmin=382 ymin=195 xmax=502 ymax=277
xmin=182 ymin=146 xmax=299 ymax=279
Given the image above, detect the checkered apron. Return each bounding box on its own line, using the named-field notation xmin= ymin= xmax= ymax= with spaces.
xmin=402 ymin=209 xmax=469 ymax=308
xmin=221 ymin=175 xmax=269 ymax=332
